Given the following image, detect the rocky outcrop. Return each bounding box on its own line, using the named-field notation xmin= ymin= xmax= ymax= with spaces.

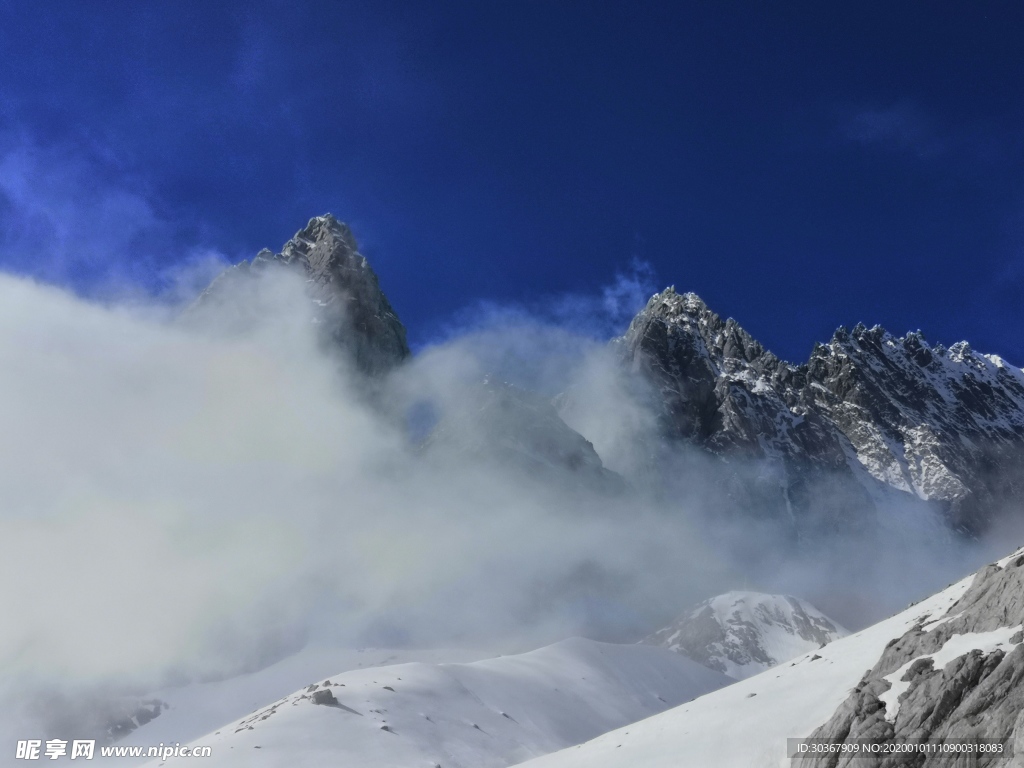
xmin=617 ymin=288 xmax=1024 ymax=535
xmin=802 ymin=553 xmax=1024 ymax=767
xmin=192 ymin=214 xmax=410 ymax=377
xmin=642 ymin=591 xmax=846 ymax=679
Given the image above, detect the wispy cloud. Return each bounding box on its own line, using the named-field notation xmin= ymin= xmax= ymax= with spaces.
xmin=411 ymin=259 xmax=658 ymax=395
xmin=432 ymin=259 xmax=657 ymax=341
xmin=0 ymin=130 xmax=230 ymax=301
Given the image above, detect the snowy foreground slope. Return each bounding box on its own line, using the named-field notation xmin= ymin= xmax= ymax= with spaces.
xmin=112 ymin=647 xmax=492 ymax=753
xmin=516 ymin=548 xmax=1024 ymax=768
xmin=643 ymin=591 xmax=847 ymax=679
xmin=142 ymin=638 xmax=731 ymax=768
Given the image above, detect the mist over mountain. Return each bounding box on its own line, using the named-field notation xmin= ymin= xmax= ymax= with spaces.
xmin=618 ymin=289 xmax=1024 ymax=537
xmin=5 ymin=1 xmax=1024 ymax=762
xmin=191 ymin=215 xmax=1024 ymax=547
xmin=192 ymin=216 xmax=1024 ymax=622
xmin=183 ymin=215 xmax=1024 ymax=612
xmin=188 ymin=215 xmax=409 ymax=377
xmin=2 ymin=214 xmax=1021 ymax=762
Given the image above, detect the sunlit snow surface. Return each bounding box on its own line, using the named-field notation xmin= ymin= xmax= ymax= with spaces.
xmin=108 ymin=646 xmax=491 ymax=756
xmin=135 ymin=553 xmax=1024 ymax=768
xmin=136 ymin=639 xmax=730 ymax=768
xmin=515 ymin=573 xmax=980 ymax=768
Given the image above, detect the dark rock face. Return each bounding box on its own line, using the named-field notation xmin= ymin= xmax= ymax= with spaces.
xmin=802 ymin=555 xmax=1024 ymax=767
xmin=617 ymin=288 xmax=1024 ymax=535
xmin=193 ymin=214 xmax=410 ymax=377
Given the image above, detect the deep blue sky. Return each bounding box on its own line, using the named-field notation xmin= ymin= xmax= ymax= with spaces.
xmin=1 ymin=1 xmax=1023 ymax=362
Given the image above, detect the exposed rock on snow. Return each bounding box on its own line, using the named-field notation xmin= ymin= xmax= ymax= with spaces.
xmin=310 ymin=689 xmax=338 ymax=707
xmin=642 ymin=591 xmax=847 ymax=679
xmin=617 ymin=288 xmax=1024 ymax=534
xmin=802 ymin=551 xmax=1024 ymax=767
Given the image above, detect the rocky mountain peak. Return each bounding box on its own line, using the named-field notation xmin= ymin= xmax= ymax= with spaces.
xmin=629 ymin=288 xmax=779 ymax=372
xmin=192 ymin=214 xmax=410 ymax=377
xmin=632 ymin=288 xmax=716 ymax=340
xmin=617 ymin=289 xmax=1024 ymax=536
xmin=269 ymin=214 xmax=362 ymax=282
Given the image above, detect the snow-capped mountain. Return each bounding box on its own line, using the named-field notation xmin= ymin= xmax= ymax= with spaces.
xmin=191 ymin=216 xmax=624 ymax=488
xmin=190 ymin=219 xmax=1024 ymax=539
xmin=140 ymin=639 xmax=731 ymax=768
xmin=514 ymin=546 xmax=1024 ymax=768
xmin=617 ymin=288 xmax=1024 ymax=534
xmin=191 ymin=214 xmax=410 ymax=376
xmin=642 ymin=591 xmax=847 ymax=679
xmin=30 ymin=216 xmax=1024 ymax=767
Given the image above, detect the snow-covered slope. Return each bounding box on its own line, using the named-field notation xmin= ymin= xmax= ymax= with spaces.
xmin=107 ymin=646 xmax=491 ymax=754
xmin=515 ymin=547 xmax=1024 ymax=768
xmin=642 ymin=591 xmax=847 ymax=679
xmin=140 ymin=638 xmax=731 ymax=768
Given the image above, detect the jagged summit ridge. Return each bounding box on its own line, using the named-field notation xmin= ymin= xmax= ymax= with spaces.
xmin=190 ymin=217 xmax=1024 ymax=534
xmin=804 ymin=322 xmax=1024 ymax=507
xmin=618 ymin=287 xmax=872 ymax=534
xmin=619 ymin=287 xmax=1024 ymax=534
xmin=194 ymin=214 xmax=410 ymax=376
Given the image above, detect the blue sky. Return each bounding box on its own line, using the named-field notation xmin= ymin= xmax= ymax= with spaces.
xmin=1 ymin=1 xmax=1023 ymax=362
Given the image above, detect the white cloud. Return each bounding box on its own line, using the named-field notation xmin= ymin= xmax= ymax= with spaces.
xmin=0 ymin=267 xmax=730 ymax=739
xmin=0 ymin=244 xmax=997 ymax=743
